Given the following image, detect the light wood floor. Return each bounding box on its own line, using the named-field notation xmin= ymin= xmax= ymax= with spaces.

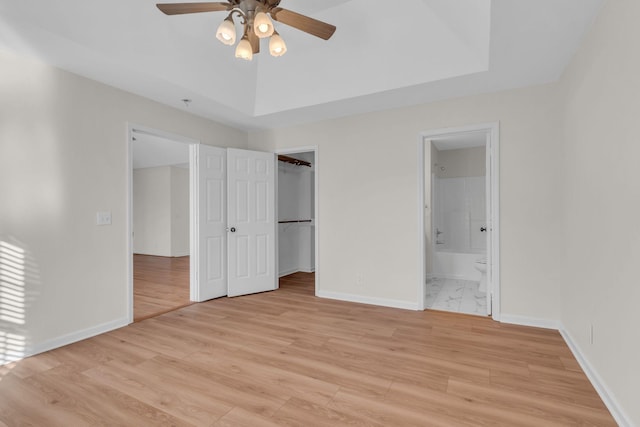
xmin=134 ymin=254 xmax=191 ymax=322
xmin=0 ymin=272 xmax=616 ymax=426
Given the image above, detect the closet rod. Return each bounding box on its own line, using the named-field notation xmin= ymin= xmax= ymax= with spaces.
xmin=277 ymin=155 xmax=312 ymax=167
xmin=278 ymin=219 xmax=313 ymax=224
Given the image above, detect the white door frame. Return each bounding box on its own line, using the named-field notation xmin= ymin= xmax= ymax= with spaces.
xmin=417 ymin=123 xmax=500 ymax=319
xmin=126 ymin=124 xmax=199 ymax=323
xmin=275 ymin=146 xmax=319 ymax=297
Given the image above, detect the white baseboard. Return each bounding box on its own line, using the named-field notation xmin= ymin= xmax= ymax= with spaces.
xmin=171 ymin=252 xmax=190 ymax=258
xmin=499 ymin=314 xmax=560 ymax=330
xmin=279 ymin=268 xmax=315 ymax=278
xmin=279 ymin=268 xmax=299 ymax=278
xmin=317 ymin=290 xmax=419 ymax=311
xmin=133 ymin=252 xmax=189 ymax=258
xmin=500 ymin=315 xmax=632 ymax=426
xmin=2 ymin=317 xmax=130 ymax=365
xmin=560 ymin=327 xmax=633 ymax=427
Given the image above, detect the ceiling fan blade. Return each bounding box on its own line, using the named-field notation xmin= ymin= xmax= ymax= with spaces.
xmin=156 ymin=2 xmax=231 ymax=15
xmin=270 ymin=8 xmax=336 ymax=40
xmin=248 ymin=29 xmax=260 ymax=54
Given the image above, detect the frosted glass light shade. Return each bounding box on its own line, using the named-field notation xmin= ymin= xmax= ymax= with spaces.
xmin=235 ymin=37 xmax=253 ymax=60
xmin=269 ymin=32 xmax=287 ymax=57
xmin=216 ymin=18 xmax=236 ymax=45
xmin=253 ymin=12 xmax=274 ymax=38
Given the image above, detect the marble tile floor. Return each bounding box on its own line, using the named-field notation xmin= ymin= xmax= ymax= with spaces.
xmin=426 ymin=277 xmax=488 ymax=316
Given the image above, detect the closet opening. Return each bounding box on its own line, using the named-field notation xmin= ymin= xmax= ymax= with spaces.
xmin=276 ymin=148 xmax=318 ymax=295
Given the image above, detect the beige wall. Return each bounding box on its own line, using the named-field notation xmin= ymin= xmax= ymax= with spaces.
xmin=558 ymin=0 xmax=640 ymax=424
xmin=249 ymin=83 xmax=565 ymax=317
xmin=0 ymin=50 xmax=247 ymax=357
xmin=170 ymin=167 xmax=190 ymax=257
xmin=132 ymin=166 xmax=189 ymax=257
xmin=435 ymin=146 xmax=486 ymax=178
xmin=133 ymin=167 xmax=172 ymax=256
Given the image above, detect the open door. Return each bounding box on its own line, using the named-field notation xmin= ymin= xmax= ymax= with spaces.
xmin=227 ymin=148 xmax=277 ymax=297
xmin=485 ymin=134 xmax=492 ymax=315
xmin=194 ymin=144 xmax=227 ymax=301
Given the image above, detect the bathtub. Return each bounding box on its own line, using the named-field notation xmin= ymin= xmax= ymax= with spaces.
xmin=433 ymin=250 xmax=483 ymax=281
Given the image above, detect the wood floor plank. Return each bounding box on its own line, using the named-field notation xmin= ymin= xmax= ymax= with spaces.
xmin=0 ymin=272 xmax=617 ymax=426
xmin=489 ymin=370 xmax=609 ymax=409
xmin=0 ymin=374 xmax=89 ymax=427
xmin=83 ymin=359 xmax=232 ymax=425
xmin=30 ymin=364 xmax=191 ymax=427
xmin=138 ymin=355 xmax=290 ymax=418
xmin=326 ymin=335 xmax=492 ymax=386
xmin=329 ymin=388 xmax=470 ymax=427
xmin=2 ymin=350 xmax=62 ymax=379
xmin=446 ymin=377 xmax=616 ymax=426
xmin=107 ymin=321 xmax=199 ymax=359
xmin=186 ymin=350 xmax=340 ymax=406
xmin=196 ymin=335 xmax=394 ymax=398
xmin=134 ymin=254 xmax=191 ymax=322
xmin=215 ymin=407 xmax=284 ymax=427
xmin=272 ymin=396 xmax=381 ymax=427
xmin=383 ymin=381 xmax=574 ymax=427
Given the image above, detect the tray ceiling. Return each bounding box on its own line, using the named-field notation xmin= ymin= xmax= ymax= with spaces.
xmin=0 ymin=0 xmax=603 ymax=130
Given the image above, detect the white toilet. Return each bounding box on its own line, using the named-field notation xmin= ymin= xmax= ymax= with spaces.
xmin=474 ymin=257 xmax=487 ymax=293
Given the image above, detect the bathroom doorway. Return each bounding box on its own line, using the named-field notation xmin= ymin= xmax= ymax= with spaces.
xmin=419 ymin=123 xmax=500 ymax=318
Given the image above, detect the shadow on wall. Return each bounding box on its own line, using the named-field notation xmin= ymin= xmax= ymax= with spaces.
xmin=0 ymin=236 xmax=41 ymax=369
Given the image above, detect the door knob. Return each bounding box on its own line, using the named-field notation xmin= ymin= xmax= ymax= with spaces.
xmin=480 ymin=227 xmax=487 ymax=232
xmin=230 ymin=227 xmax=236 ymax=233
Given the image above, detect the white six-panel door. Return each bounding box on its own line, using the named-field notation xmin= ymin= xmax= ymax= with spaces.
xmin=195 ymin=145 xmax=228 ymax=301
xmin=226 ymin=148 xmax=277 ymax=297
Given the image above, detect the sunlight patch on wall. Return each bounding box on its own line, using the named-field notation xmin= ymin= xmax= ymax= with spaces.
xmin=0 ymin=332 xmax=26 ymax=366
xmin=0 ymin=241 xmax=26 ymax=325
xmin=0 ymin=241 xmax=26 ymax=364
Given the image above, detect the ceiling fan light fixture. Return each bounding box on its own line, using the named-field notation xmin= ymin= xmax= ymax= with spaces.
xmin=157 ymin=2 xmax=336 ymax=60
xmin=269 ymin=31 xmax=287 ymax=57
xmin=235 ymin=36 xmax=253 ymax=61
xmin=253 ymin=11 xmax=274 ymax=38
xmin=216 ymin=15 xmax=236 ymax=46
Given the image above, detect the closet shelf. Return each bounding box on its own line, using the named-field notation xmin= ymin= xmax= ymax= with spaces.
xmin=278 ymin=155 xmax=312 ymax=167
xmin=278 ymin=219 xmax=313 ymax=224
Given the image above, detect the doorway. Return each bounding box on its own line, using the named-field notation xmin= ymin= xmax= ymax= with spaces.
xmin=129 ymin=126 xmax=197 ymax=322
xmin=127 ymin=130 xmax=281 ymax=323
xmin=418 ymin=123 xmax=500 ymax=319
xmin=276 ymin=147 xmax=319 ymax=295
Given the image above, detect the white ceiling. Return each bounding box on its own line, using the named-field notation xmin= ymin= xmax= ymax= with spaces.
xmin=132 ymin=132 xmax=189 ymax=169
xmin=0 ymin=0 xmax=603 ymax=131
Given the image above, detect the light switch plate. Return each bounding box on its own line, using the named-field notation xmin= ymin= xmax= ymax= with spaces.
xmin=96 ymin=211 xmax=112 ymax=226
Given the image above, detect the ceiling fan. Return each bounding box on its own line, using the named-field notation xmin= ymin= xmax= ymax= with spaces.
xmin=156 ymin=1 xmax=337 ymax=60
